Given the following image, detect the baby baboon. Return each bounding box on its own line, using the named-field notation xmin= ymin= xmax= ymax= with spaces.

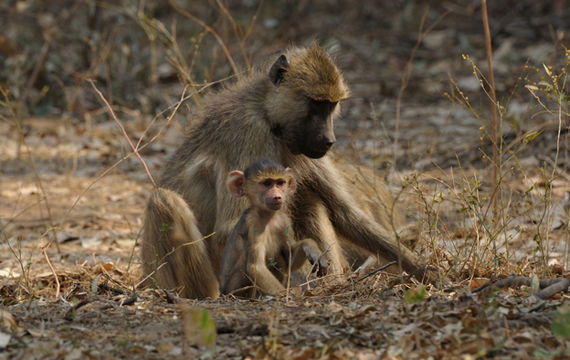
xmin=141 ymin=42 xmax=437 ymax=298
xmin=218 ymin=158 xmax=326 ymax=297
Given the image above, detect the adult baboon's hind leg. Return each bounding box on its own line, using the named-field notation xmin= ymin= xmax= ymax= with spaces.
xmin=141 ymin=188 xmax=220 ymax=299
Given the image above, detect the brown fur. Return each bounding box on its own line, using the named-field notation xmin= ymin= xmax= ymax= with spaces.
xmin=141 ymin=43 xmax=437 ymax=299
xmin=286 ymin=42 xmax=349 ymax=102
xmin=219 ymin=159 xmax=324 ymax=297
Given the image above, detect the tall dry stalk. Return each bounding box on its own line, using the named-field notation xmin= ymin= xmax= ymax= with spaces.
xmin=481 ymin=0 xmax=499 ymax=224
xmin=393 ymin=6 xmax=449 ymax=171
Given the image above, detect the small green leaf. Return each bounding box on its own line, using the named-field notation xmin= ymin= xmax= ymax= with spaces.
xmin=551 ymin=304 xmax=570 ymax=340
xmin=159 ymin=223 xmax=173 ymax=233
xmin=404 ymin=286 xmax=426 ymax=304
xmin=538 ymin=80 xmax=553 ymax=90
xmin=183 ymin=307 xmax=216 ymax=349
xmin=533 ymin=348 xmax=561 ymax=359
xmin=522 ymin=130 xmax=543 ymax=144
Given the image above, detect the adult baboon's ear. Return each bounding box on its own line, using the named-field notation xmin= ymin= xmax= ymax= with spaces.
xmin=268 ymin=55 xmax=289 ymax=86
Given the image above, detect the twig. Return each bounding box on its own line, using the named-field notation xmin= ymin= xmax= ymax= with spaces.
xmin=23 ymin=28 xmax=54 ymax=105
xmin=64 ymin=297 xmax=92 ymax=321
xmin=64 ymin=80 xmax=222 ymax=221
xmin=228 ymin=285 xmax=255 ymax=296
xmin=259 ymin=335 xmax=278 ymax=360
xmin=472 ymin=275 xmax=570 ymax=300
xmin=2 ymin=89 xmax=62 ymax=261
xmin=536 ymin=278 xmax=570 ymax=300
xmin=134 ymin=261 xmax=167 ymax=290
xmin=386 ymin=273 xmax=413 ymax=289
xmin=64 ymin=294 xmax=139 ymax=321
xmin=481 ymin=0 xmax=500 ymax=223
xmin=42 ymin=247 xmax=60 ymax=298
xmin=0 ymin=198 xmax=44 ymax=233
xmin=98 ymin=283 xmax=125 ymax=295
xmin=118 ymin=296 xmax=138 ymax=306
xmin=355 ymin=261 xmax=397 ymax=283
xmin=64 ymin=91 xmax=183 ymax=219
xmin=215 ymin=0 xmax=251 ymax=70
xmin=169 ymin=0 xmax=239 ymax=76
xmin=163 ymin=289 xmax=178 ymax=304
xmin=285 ymin=242 xmax=292 ymax=305
xmin=243 ymin=0 xmax=264 ymax=44
xmin=393 ymin=6 xmax=449 ymax=171
xmin=89 ymin=79 xmax=156 ymax=187
xmin=4 ymin=86 xmax=62 ymax=295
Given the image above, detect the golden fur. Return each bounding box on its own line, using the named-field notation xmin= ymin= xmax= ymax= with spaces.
xmin=286 ymin=42 xmax=350 ymax=102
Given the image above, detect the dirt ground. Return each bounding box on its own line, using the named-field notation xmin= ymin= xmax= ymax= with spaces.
xmin=1 ymin=1 xmax=569 ymax=359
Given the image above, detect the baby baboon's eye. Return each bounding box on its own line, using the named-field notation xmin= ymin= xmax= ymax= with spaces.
xmin=276 ymin=179 xmax=286 ymax=187
xmin=262 ymin=179 xmax=273 ymax=187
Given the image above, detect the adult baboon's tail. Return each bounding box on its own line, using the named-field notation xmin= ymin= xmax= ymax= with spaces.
xmin=141 ymin=188 xmax=219 ymax=299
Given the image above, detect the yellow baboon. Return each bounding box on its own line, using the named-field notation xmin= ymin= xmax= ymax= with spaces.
xmin=141 ymin=42 xmax=435 ymax=298
xmin=218 ymin=158 xmax=326 ymax=297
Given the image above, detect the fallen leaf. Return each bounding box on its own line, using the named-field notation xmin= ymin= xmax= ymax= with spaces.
xmin=0 ymin=308 xmax=17 ymax=332
xmin=81 ymin=236 xmax=102 ymax=248
xmin=469 ymin=278 xmax=489 ymax=290
xmin=0 ymin=333 xmax=10 ymax=348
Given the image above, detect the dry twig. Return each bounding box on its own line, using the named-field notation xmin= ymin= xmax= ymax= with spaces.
xmin=169 ymin=0 xmax=239 ymax=76
xmin=473 ymin=274 xmax=570 ymax=300
xmin=481 ymin=0 xmax=500 ymax=221
xmin=89 ymin=79 xmax=156 ymax=187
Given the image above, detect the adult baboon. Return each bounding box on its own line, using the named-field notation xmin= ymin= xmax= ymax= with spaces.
xmin=142 ymin=42 xmax=434 ymax=298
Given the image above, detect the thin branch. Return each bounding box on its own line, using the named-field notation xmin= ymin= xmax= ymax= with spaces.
xmin=243 ymin=0 xmax=264 ymax=42
xmin=215 ymin=0 xmax=251 ymax=70
xmin=169 ymin=0 xmax=239 ymax=76
xmin=134 ymin=262 xmax=167 ymax=290
xmin=355 ymin=261 xmax=397 ymax=283
xmin=64 ymin=80 xmax=223 ymax=220
xmin=42 ymin=247 xmax=60 ymax=298
xmin=481 ymin=0 xmax=499 ymax=221
xmin=472 ymin=275 xmax=570 ymax=300
xmin=89 ymin=79 xmax=157 ymax=187
xmin=393 ymin=7 xmax=450 ymax=171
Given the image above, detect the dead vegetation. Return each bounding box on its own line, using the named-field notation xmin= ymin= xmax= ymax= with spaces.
xmin=1 ymin=1 xmax=569 ymax=358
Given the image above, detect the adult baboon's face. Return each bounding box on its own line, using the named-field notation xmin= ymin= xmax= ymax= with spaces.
xmin=269 ymin=96 xmax=339 ymax=159
xmin=267 ymin=52 xmax=343 ymax=159
xmin=296 ymin=98 xmax=338 ymax=159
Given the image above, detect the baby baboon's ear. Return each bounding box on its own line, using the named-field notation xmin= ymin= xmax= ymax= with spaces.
xmin=227 ymin=171 xmax=246 ymax=197
xmin=269 ymin=54 xmax=289 ymax=86
xmin=285 ymin=168 xmax=296 ymax=193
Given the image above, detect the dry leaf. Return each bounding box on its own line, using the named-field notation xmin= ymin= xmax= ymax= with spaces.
xmin=0 ymin=333 xmax=10 ymax=349
xmin=469 ymin=278 xmax=489 ymax=290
